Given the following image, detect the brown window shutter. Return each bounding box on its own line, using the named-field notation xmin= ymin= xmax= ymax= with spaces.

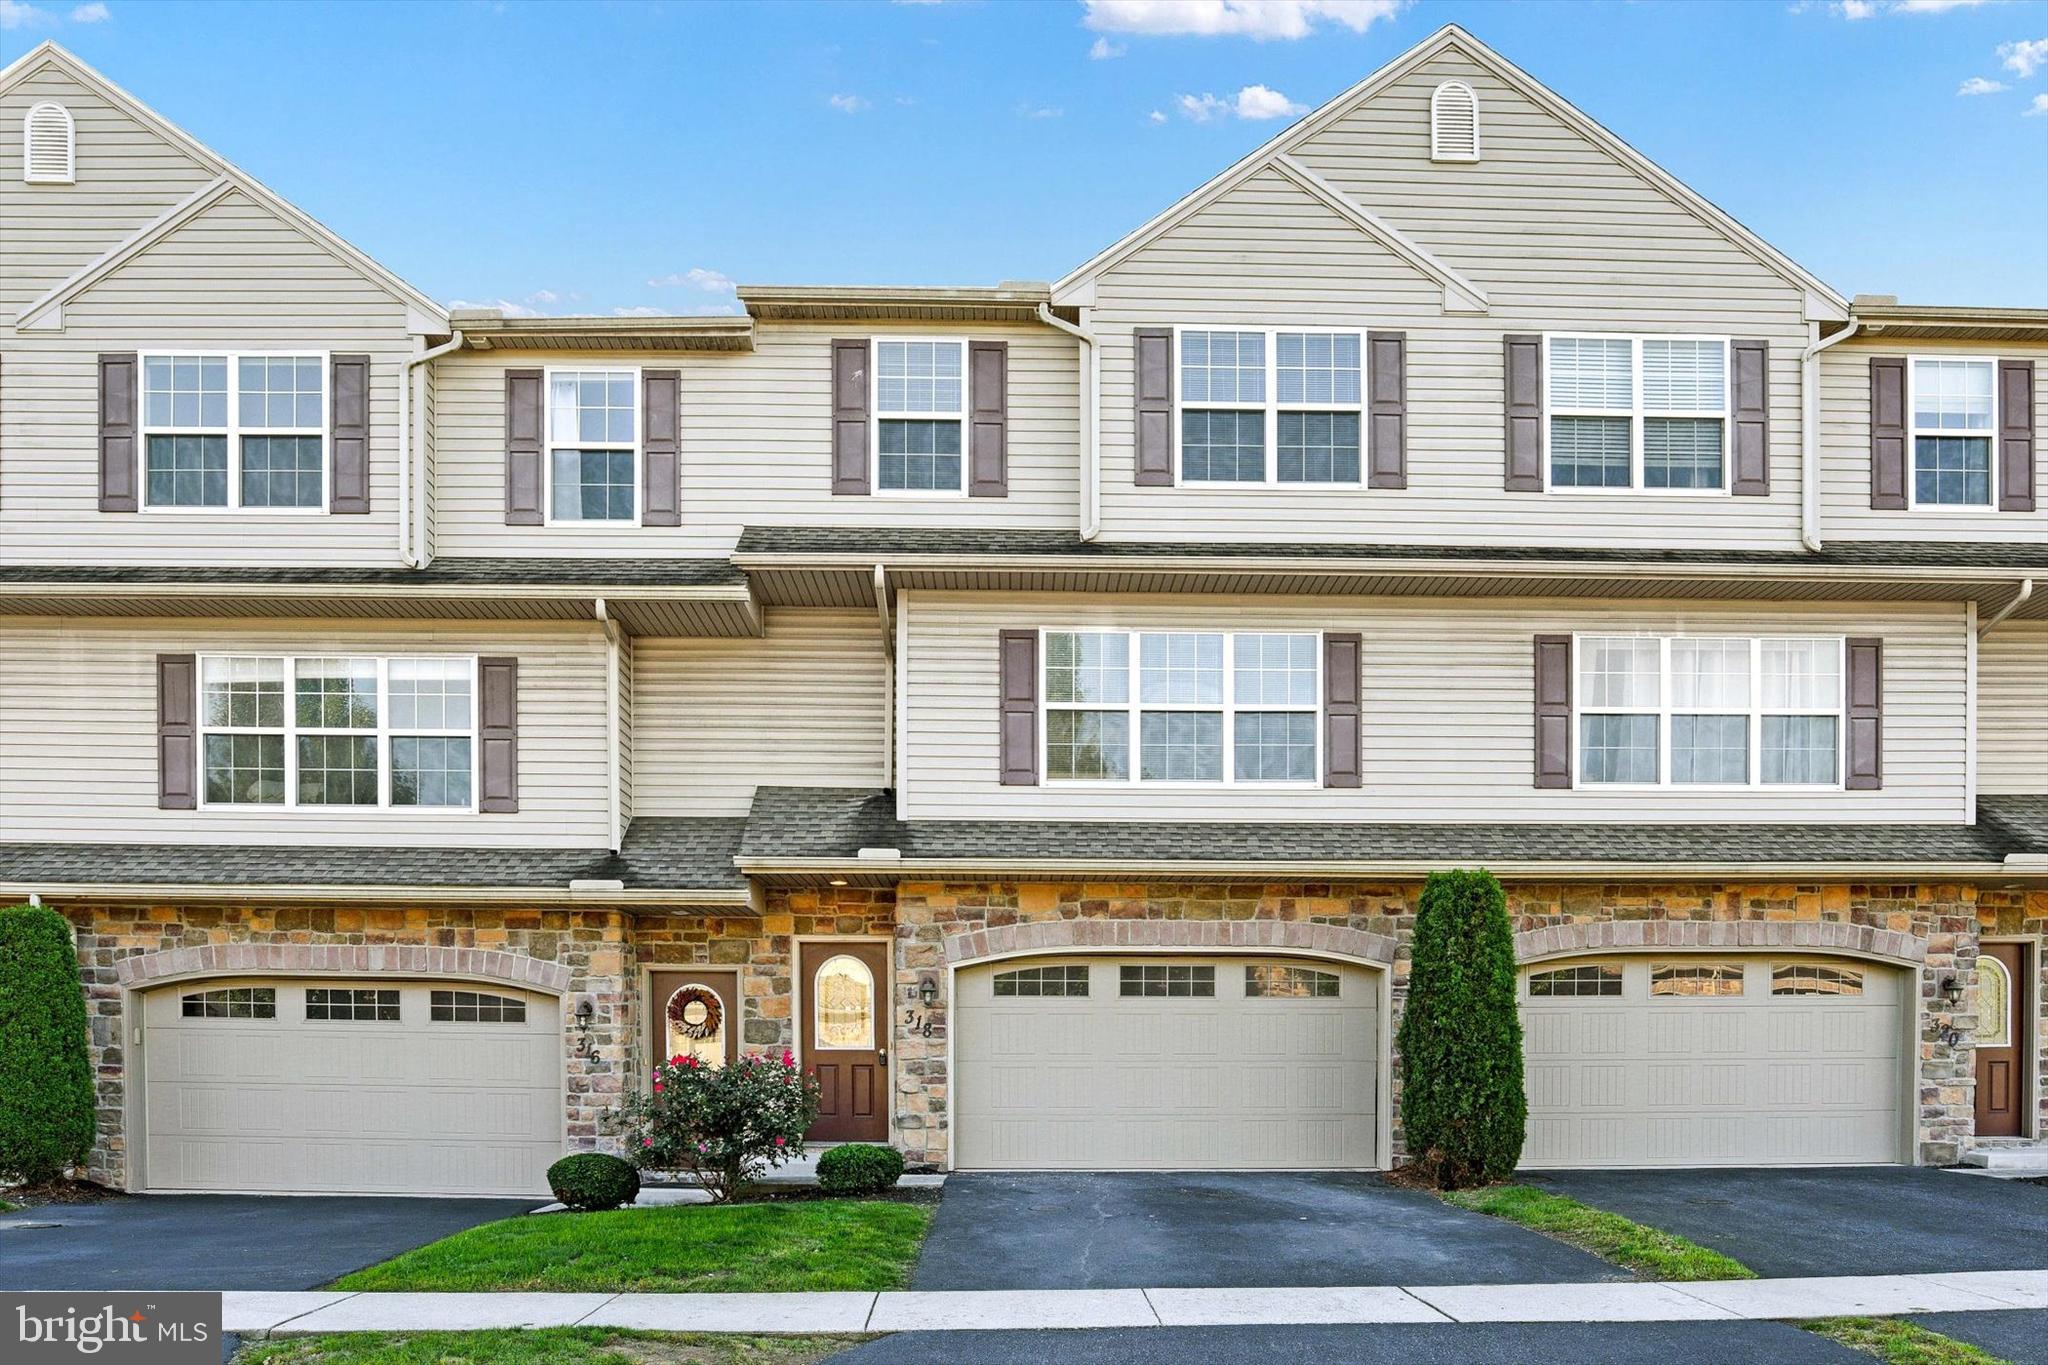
xmin=99 ymin=352 xmax=139 ymax=512
xmin=642 ymin=368 xmax=681 ymax=526
xmin=1845 ymin=637 xmax=1883 ymax=790
xmin=478 ymin=656 xmax=520 ymax=812
xmin=1366 ymin=332 xmax=1406 ymax=490
xmin=1322 ymin=632 xmax=1362 ymax=788
xmin=1868 ymin=357 xmax=1907 ymax=510
xmin=1533 ymin=634 xmax=1572 ymax=789
xmin=1998 ymin=359 xmax=2035 ymax=512
xmin=969 ymin=340 xmax=1009 ymax=498
xmin=504 ymin=369 xmax=543 ymax=525
xmin=157 ymin=653 xmax=197 ymax=810
xmin=831 ymin=339 xmax=871 ymax=496
xmin=1729 ymin=338 xmax=1769 ymax=496
xmin=1133 ymin=327 xmax=1174 ymax=486
xmin=329 ymin=353 xmax=371 ymax=514
xmin=998 ymin=629 xmax=1038 ymax=785
xmin=1503 ymin=334 xmax=1543 ymax=491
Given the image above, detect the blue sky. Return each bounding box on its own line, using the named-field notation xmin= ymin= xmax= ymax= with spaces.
xmin=7 ymin=0 xmax=2047 ymax=312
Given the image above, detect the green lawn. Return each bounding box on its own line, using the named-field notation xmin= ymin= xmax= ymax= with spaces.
xmin=1442 ymin=1184 xmax=1755 ymax=1281
xmin=237 ymin=1329 xmax=863 ymax=1365
xmin=1802 ymin=1318 xmax=2012 ymax=1365
xmin=331 ymin=1201 xmax=931 ymax=1294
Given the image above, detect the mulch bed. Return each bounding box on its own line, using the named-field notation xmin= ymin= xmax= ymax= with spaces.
xmin=640 ymin=1183 xmax=942 ymax=1207
xmin=3 ymin=1179 xmax=123 ymax=1207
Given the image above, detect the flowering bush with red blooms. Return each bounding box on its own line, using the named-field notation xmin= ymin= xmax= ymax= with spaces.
xmin=607 ymin=1049 xmax=820 ymax=1203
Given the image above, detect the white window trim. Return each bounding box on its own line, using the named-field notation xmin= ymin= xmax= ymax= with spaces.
xmin=1429 ymin=81 xmax=1481 ymax=163
xmin=23 ymin=101 xmax=76 ymax=184
xmin=1172 ymin=325 xmax=1368 ymax=488
xmin=137 ymin=350 xmax=331 ymax=514
xmin=542 ymin=364 xmax=643 ymax=528
xmin=1568 ymin=633 xmax=1845 ymax=792
xmin=1039 ymin=627 xmax=1324 ymax=789
xmin=1904 ymin=352 xmax=2001 ymax=511
xmin=195 ymin=653 xmax=480 ymax=814
xmin=871 ymin=336 xmax=969 ymax=498
xmin=1541 ymin=333 xmax=1731 ymax=496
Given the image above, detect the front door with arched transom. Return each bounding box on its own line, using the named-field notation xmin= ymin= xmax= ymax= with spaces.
xmin=800 ymin=941 xmax=889 ymax=1143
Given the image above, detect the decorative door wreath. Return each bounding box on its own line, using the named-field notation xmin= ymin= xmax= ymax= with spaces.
xmin=666 ymin=985 xmax=723 ymax=1041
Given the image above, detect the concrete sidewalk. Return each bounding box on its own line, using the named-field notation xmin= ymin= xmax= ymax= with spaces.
xmin=220 ymin=1269 xmax=2048 ymax=1335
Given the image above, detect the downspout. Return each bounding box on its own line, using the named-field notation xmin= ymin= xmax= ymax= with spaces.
xmin=874 ymin=564 xmax=894 ymax=790
xmin=1800 ymin=319 xmax=1860 ymax=553
xmin=595 ymin=598 xmax=623 ymax=854
xmin=399 ymin=330 xmax=466 ymax=569
xmin=1979 ymin=578 xmax=2035 ymax=638
xmin=1036 ymin=303 xmax=1099 ymax=541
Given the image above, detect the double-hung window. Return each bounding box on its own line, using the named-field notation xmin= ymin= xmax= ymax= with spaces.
xmin=1042 ymin=629 xmax=1320 ymax=785
xmin=1574 ymin=635 xmax=1843 ymax=788
xmin=546 ymin=368 xmax=638 ymax=522
xmin=1179 ymin=328 xmax=1363 ymax=485
xmin=141 ymin=353 xmax=326 ymax=510
xmin=1909 ymin=357 xmax=1995 ymax=507
xmin=198 ymin=654 xmax=478 ymax=810
xmin=874 ymin=339 xmax=966 ymax=493
xmin=1546 ymin=335 xmax=1728 ymax=492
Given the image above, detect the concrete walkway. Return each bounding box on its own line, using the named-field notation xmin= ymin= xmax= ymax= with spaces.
xmin=221 ymin=1270 xmax=2048 ymax=1335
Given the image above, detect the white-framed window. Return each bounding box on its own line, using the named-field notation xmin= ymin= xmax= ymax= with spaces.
xmin=1430 ymin=81 xmax=1480 ymax=162
xmin=874 ymin=338 xmax=966 ymax=494
xmin=546 ymin=367 xmax=639 ymax=523
xmin=1573 ymin=634 xmax=1844 ymax=789
xmin=1176 ymin=326 xmax=1365 ymax=486
xmin=1041 ymin=629 xmax=1321 ymax=786
xmin=1544 ymin=335 xmax=1729 ymax=494
xmin=1908 ymin=356 xmax=1996 ymax=508
xmin=23 ymin=101 xmax=75 ymax=184
xmin=197 ymin=654 xmax=478 ymax=811
xmin=140 ymin=352 xmax=327 ymax=511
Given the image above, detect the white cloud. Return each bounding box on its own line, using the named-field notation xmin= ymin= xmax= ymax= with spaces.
xmin=1147 ymin=109 xmax=1167 ymax=124
xmin=1831 ymin=0 xmax=1986 ymax=13
xmin=613 ymin=306 xmax=669 ymax=317
xmin=448 ymin=297 xmax=542 ymax=318
xmin=1892 ymin=0 xmax=1986 ymax=10
xmin=1018 ymin=102 xmax=1064 ymax=119
xmin=2001 ymin=38 xmax=2048 ymax=78
xmin=827 ymin=93 xmax=869 ymax=114
xmin=649 ymin=268 xmax=736 ymax=293
xmin=1084 ymin=0 xmax=1406 ymax=40
xmin=526 ymin=289 xmax=562 ymax=306
xmin=1835 ymin=0 xmax=1876 ymax=15
xmin=0 ymin=0 xmax=54 ymax=28
xmin=1177 ymin=85 xmax=1308 ymax=122
xmin=2027 ymin=92 xmax=2048 ymax=116
xmin=1958 ymin=75 xmax=2008 ymax=94
xmin=1089 ymin=36 xmax=1125 ymax=59
xmin=69 ymin=1 xmax=108 ymax=19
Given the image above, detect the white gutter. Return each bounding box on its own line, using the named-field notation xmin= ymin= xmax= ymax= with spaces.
xmin=398 ymin=330 xmax=466 ymax=568
xmin=595 ymin=597 xmax=623 ymax=853
xmin=1801 ymin=319 xmax=1860 ymax=553
xmin=1036 ymin=303 xmax=1099 ymax=541
xmin=1980 ymin=578 xmax=2035 ymax=638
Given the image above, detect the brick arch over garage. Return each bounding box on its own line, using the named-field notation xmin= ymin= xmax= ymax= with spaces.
xmin=1516 ymin=919 xmax=1929 ymax=968
xmin=945 ymin=918 xmax=1398 ymax=968
xmin=113 ymin=942 xmax=573 ymax=994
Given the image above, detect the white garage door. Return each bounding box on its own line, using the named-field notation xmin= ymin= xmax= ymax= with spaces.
xmin=1520 ymin=956 xmax=1907 ymax=1168
xmin=142 ymin=979 xmax=561 ymax=1196
xmin=954 ymin=956 xmax=1379 ymax=1171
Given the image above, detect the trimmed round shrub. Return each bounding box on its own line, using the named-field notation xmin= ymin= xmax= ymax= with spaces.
xmin=0 ymin=905 xmax=95 ymax=1186
xmin=1396 ymin=869 xmax=1526 ymax=1190
xmin=547 ymin=1153 xmax=640 ymax=1212
xmin=816 ymin=1143 xmax=905 ymax=1196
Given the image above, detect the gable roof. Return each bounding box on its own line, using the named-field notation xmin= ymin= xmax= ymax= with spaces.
xmin=1054 ymin=25 xmax=1848 ymax=321
xmin=0 ymin=41 xmax=448 ymax=333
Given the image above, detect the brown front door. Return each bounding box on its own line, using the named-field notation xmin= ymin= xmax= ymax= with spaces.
xmin=648 ymin=969 xmax=738 ymax=1070
xmin=1974 ymin=942 xmax=2029 ymax=1139
xmin=799 ymin=941 xmax=889 ymax=1143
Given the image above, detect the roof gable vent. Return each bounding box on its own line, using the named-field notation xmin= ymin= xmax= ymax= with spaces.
xmin=24 ymin=102 xmax=75 ymax=184
xmin=1430 ymin=81 xmax=1479 ymax=163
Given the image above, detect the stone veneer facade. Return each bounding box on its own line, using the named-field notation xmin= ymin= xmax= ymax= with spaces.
xmin=61 ymin=881 xmax=2046 ymax=1187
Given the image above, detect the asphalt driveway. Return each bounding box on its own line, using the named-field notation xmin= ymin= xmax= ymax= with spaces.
xmin=913 ymin=1171 xmax=1626 ymax=1289
xmin=1529 ymin=1167 xmax=2048 ymax=1278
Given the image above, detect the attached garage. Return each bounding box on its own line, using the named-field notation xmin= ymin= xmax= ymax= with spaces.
xmin=953 ymin=955 xmax=1381 ymax=1171
xmin=1519 ymin=955 xmax=1910 ymax=1168
xmin=139 ymin=979 xmax=562 ymax=1196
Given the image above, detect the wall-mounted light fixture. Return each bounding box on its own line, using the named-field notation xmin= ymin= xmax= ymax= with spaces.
xmin=918 ymin=975 xmax=940 ymax=1008
xmin=575 ymin=997 xmax=595 ymax=1031
xmin=1936 ymin=970 xmax=1965 ymax=1007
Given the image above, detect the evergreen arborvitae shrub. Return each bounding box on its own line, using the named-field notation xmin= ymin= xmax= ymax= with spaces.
xmin=1397 ymin=869 xmax=1525 ymax=1188
xmin=0 ymin=905 xmax=96 ymax=1186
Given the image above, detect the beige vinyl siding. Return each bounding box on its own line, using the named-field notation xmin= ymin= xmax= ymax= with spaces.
xmin=419 ymin=357 xmax=438 ymax=560
xmin=897 ymin=591 xmax=1968 ymax=823
xmin=632 ymin=608 xmax=887 ymax=815
xmin=616 ymin=628 xmax=635 ymax=827
xmin=0 ymin=617 xmax=611 ymax=847
xmin=1087 ymin=49 xmax=1810 ymax=551
xmin=1818 ymin=339 xmax=2048 ymax=545
xmin=0 ymin=64 xmax=217 ymax=321
xmin=0 ymin=189 xmax=414 ymax=566
xmin=1980 ymin=622 xmax=2048 ymax=795
xmin=427 ymin=321 xmax=1079 ymax=559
